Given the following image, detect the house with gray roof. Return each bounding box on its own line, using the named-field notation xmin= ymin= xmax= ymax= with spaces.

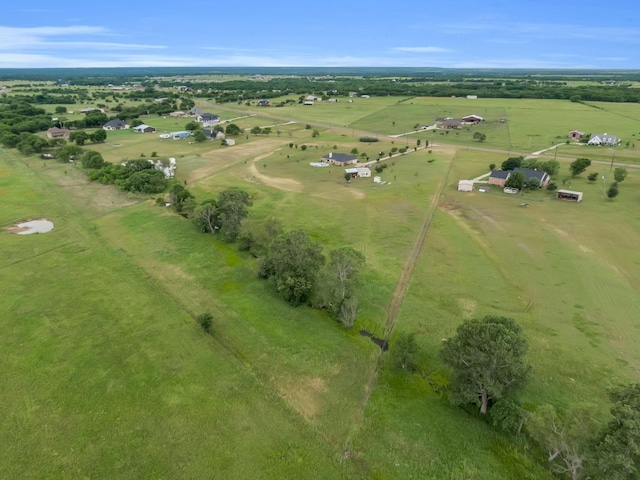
xmin=588 ymin=133 xmax=618 ymax=146
xmin=321 ymin=152 xmax=358 ymax=166
xmin=103 ymin=118 xmax=128 ymax=130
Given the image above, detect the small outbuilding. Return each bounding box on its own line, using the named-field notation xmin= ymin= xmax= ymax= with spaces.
xmin=133 ymin=124 xmax=157 ymax=133
xmin=458 ymin=180 xmax=474 ymax=192
xmin=556 ymin=189 xmax=583 ymax=202
xmin=568 ymin=130 xmax=584 ymax=139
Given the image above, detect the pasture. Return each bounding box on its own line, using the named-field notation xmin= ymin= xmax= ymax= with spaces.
xmin=2 ymin=92 xmax=640 ymax=478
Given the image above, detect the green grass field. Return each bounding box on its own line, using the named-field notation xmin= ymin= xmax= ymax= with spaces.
xmin=2 ymin=93 xmax=640 ymax=478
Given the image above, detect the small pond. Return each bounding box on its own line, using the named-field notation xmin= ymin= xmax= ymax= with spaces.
xmin=9 ymin=219 xmax=55 ymax=235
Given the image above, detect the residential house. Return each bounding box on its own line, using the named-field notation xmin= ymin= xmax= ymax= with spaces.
xmin=133 ymin=124 xmax=157 ymax=133
xmin=46 ymin=127 xmax=70 ymax=139
xmin=588 ymin=133 xmax=618 ymax=146
xmin=515 ymin=167 xmax=550 ymax=187
xmin=321 ymin=152 xmax=358 ymax=166
xmin=488 ymin=168 xmax=550 ymax=188
xmin=568 ymin=130 xmax=585 ymax=139
xmin=103 ymin=119 xmax=128 ymax=130
xmin=488 ymin=170 xmax=511 ymax=187
xmin=196 ymin=113 xmax=220 ymax=127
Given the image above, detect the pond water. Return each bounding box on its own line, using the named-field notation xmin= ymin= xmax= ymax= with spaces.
xmin=13 ymin=219 xmax=55 ymax=235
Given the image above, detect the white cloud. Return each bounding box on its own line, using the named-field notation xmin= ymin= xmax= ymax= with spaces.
xmin=392 ymin=46 xmax=453 ymax=53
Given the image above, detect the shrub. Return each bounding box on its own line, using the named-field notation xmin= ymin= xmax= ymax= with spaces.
xmin=359 ymin=136 xmax=379 ymax=142
xmin=197 ymin=313 xmax=213 ymax=333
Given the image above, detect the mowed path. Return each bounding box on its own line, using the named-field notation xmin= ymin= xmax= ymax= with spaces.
xmin=343 ymin=148 xmax=456 ymax=455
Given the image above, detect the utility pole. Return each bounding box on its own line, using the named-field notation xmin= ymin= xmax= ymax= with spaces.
xmin=610 ymin=149 xmax=616 ymax=171
xmin=554 ymin=146 xmax=558 ymax=161
xmin=602 ymin=175 xmax=606 ymax=198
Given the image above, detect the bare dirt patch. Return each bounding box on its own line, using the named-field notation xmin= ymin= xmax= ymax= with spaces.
xmin=187 ymin=139 xmax=283 ymax=184
xmin=247 ymin=162 xmax=303 ymax=193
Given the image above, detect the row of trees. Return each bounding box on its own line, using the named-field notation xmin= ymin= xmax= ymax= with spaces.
xmin=167 ymin=184 xmax=366 ymax=327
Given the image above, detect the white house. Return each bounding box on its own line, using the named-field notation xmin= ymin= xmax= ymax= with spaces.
xmin=588 ymin=133 xmax=618 ymax=146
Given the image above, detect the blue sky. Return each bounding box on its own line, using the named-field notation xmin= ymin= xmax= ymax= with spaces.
xmin=1 ymin=0 xmax=638 ymax=69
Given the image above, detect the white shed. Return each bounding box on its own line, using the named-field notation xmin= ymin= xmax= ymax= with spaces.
xmin=556 ymin=190 xmax=583 ymax=202
xmin=458 ymin=180 xmax=474 ymax=192
xmin=356 ymin=167 xmax=371 ymax=178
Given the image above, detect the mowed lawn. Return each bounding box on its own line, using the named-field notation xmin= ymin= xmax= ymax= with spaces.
xmin=0 ymin=150 xmax=357 ymax=479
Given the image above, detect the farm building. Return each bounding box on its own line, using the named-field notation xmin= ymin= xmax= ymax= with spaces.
xmin=222 ymin=138 xmax=235 ymax=146
xmin=103 ymin=119 xmax=128 ymax=130
xmin=133 ymin=124 xmax=157 ymax=133
xmin=46 ymin=127 xmax=70 ymax=139
xmin=437 ymin=118 xmax=463 ymax=129
xmin=462 ymin=114 xmax=484 ymax=123
xmin=321 ymin=152 xmax=358 ymax=166
xmin=588 ymin=133 xmax=618 ymax=146
xmin=257 ymin=99 xmax=271 ymax=106
xmin=458 ymin=180 xmax=474 ymax=192
xmin=568 ymin=130 xmax=585 ymax=139
xmin=345 ymin=167 xmax=371 ymax=178
xmin=556 ymin=190 xmax=583 ymax=202
xmin=169 ymin=111 xmax=185 ymax=117
xmin=187 ymin=108 xmax=204 ymax=116
xmin=79 ymin=107 xmax=103 ymax=114
xmin=466 ymin=95 xmax=478 ymax=99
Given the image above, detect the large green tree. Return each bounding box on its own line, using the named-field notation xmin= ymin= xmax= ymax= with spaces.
xmin=569 ymin=158 xmax=591 ymax=177
xmin=613 ymin=167 xmax=627 ymax=183
xmin=216 ymin=189 xmax=252 ymax=242
xmin=590 ymin=383 xmax=640 ymax=480
xmin=505 ymin=171 xmax=525 ymax=190
xmin=440 ymin=316 xmax=530 ymax=415
xmin=259 ymin=230 xmax=325 ymax=306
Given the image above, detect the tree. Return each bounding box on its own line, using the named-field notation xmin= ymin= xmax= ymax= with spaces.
xmin=259 ymin=230 xmax=325 ymax=306
xmin=196 ymin=312 xmax=213 ymax=334
xmin=216 ymin=189 xmax=252 ymax=242
xmin=225 ymin=123 xmax=242 ymax=136
xmin=473 ymin=132 xmax=486 ymax=142
xmin=390 ymin=332 xmax=419 ymax=372
xmin=569 ymin=158 xmax=591 ymax=177
xmin=262 ymin=127 xmax=271 ymax=136
xmin=55 ymin=144 xmax=83 ymax=163
xmin=338 ymin=297 xmax=358 ymax=329
xmin=344 ymin=172 xmax=352 ymax=182
xmin=614 ymin=167 xmax=627 ymax=183
xmin=193 ymin=129 xmax=207 ymax=142
xmin=185 ymin=121 xmax=200 ymax=131
xmin=501 ymin=156 xmax=523 ymax=171
xmin=440 ymin=316 xmax=530 ymax=415
xmin=489 ymin=163 xmax=496 ymax=171
xmin=193 ymin=199 xmax=219 ymax=234
xmin=237 ymin=217 xmax=283 ymax=258
xmin=80 ymin=150 xmax=105 ymax=169
xmin=90 ymin=128 xmax=107 ymax=143
xmin=607 ymin=184 xmax=619 ymax=199
xmin=69 ymin=130 xmax=89 ymax=146
xmin=54 ymin=106 xmax=67 ymax=114
xmin=570 ymin=95 xmax=582 ymax=103
xmin=590 ymin=383 xmax=640 ymax=480
xmin=505 ymin=171 xmax=526 ymax=190
xmin=525 ymin=177 xmax=541 ymax=189
xmin=312 ymin=129 xmax=320 ymax=138
xmin=587 ymin=172 xmax=599 ymax=182
xmin=315 ymin=247 xmax=365 ymax=322
xmin=546 ymin=181 xmax=558 ymax=191
xmin=540 ymin=159 xmax=560 ymax=177
xmin=250 ymin=126 xmax=262 ymax=135
xmin=168 ymin=184 xmax=195 ymax=215
xmin=528 ymin=403 xmax=601 ymax=480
